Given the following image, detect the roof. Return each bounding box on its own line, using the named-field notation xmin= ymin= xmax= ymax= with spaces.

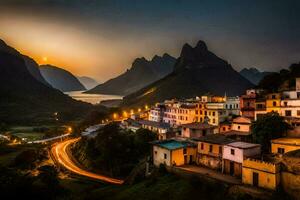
xmin=271 ymin=138 xmax=300 ymax=146
xmin=138 ymin=120 xmax=170 ymax=129
xmin=232 ymin=116 xmax=252 ymax=124
xmin=180 ymin=104 xmax=196 ymax=109
xmin=152 ymin=139 xmax=197 ymax=150
xmin=192 ymin=134 xmax=235 ymax=145
xmin=222 ymin=130 xmax=251 ymax=136
xmin=225 ymin=141 xmax=260 ymax=149
xmin=181 ymin=122 xmax=216 ymax=130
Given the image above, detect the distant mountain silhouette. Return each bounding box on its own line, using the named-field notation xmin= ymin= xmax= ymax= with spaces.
xmin=0 ymin=39 xmax=92 ymax=124
xmin=86 ymin=53 xmax=176 ymax=95
xmin=123 ymin=41 xmax=254 ymax=107
xmin=239 ymin=67 xmax=271 ymax=85
xmin=40 ymin=65 xmax=86 ymax=92
xmin=0 ymin=40 xmax=50 ymax=86
xmin=77 ymin=76 xmax=99 ymax=90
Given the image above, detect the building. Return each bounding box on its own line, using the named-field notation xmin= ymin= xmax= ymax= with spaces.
xmin=242 ymin=158 xmax=281 ymax=190
xmin=240 ymin=89 xmax=258 ymax=119
xmin=121 ymin=118 xmax=142 ymax=132
xmin=148 ymin=104 xmax=166 ymax=122
xmin=139 ymin=120 xmax=172 ymax=140
xmin=266 ymin=93 xmax=281 ymax=113
xmin=225 ymin=96 xmax=240 ymax=116
xmin=223 ymin=142 xmax=261 ymax=177
xmin=219 ymin=121 xmax=232 ymax=133
xmin=163 ymin=101 xmax=197 ymax=125
xmin=194 ymin=134 xmax=234 ymax=170
xmin=271 ymin=138 xmax=300 ymax=154
xmin=254 ymin=98 xmax=267 ymax=120
xmin=222 ymin=117 xmax=252 ymax=142
xmin=180 ymin=122 xmax=217 ymax=138
xmin=205 ymin=102 xmax=227 ymax=126
xmin=152 ymin=139 xmax=197 ymax=167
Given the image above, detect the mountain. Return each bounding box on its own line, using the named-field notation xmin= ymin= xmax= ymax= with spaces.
xmin=239 ymin=67 xmax=271 ymax=85
xmin=0 ymin=40 xmax=50 ymax=86
xmin=77 ymin=76 xmax=98 ymax=90
xmin=123 ymin=41 xmax=254 ymax=107
xmin=40 ymin=65 xmax=86 ymax=92
xmin=86 ymin=53 xmax=176 ymax=95
xmin=0 ymin=39 xmax=92 ymax=124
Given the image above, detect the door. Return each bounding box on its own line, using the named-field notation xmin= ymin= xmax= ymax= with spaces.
xmin=189 ymin=155 xmax=193 ymax=164
xmin=253 ymin=172 xmax=259 ymax=187
xmin=230 ymin=161 xmax=234 ymax=176
xmin=184 ymin=155 xmax=187 ymax=164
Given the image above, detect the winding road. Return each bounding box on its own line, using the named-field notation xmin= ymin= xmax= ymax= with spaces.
xmin=51 ymin=138 xmax=124 ymax=185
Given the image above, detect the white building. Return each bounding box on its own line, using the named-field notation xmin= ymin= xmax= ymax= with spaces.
xmin=222 ymin=142 xmax=261 ymax=177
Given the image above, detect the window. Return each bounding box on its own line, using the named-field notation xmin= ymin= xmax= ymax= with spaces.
xmin=219 ymin=146 xmax=222 ymax=154
xmin=272 ymin=95 xmax=276 ymax=99
xmin=238 ymin=126 xmax=240 ymax=130
xmin=212 ymin=111 xmax=215 ymax=116
xmin=154 ymin=151 xmax=157 ymax=155
xmin=297 ymin=92 xmax=300 ymax=98
xmin=222 ymin=127 xmax=226 ymax=131
xmin=298 ymin=110 xmax=300 ymax=116
xmin=164 ymin=153 xmax=167 ymax=159
xmin=209 ymin=145 xmax=213 ymax=153
xmin=273 ymin=101 xmax=276 ymax=106
xmin=231 ymin=149 xmax=235 ymax=155
xmin=205 ymin=111 xmax=207 ymax=116
xmin=284 ymin=102 xmax=288 ymax=107
xmin=203 ymin=130 xmax=206 ymax=136
xmin=201 ymin=143 xmax=204 ymax=150
xmin=213 ymin=119 xmax=216 ymax=124
xmin=278 ymin=148 xmax=285 ymax=154
xmin=183 ymin=148 xmax=187 ymax=154
xmin=285 ymin=110 xmax=292 ymax=117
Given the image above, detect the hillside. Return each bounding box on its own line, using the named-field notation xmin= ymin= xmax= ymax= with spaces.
xmin=86 ymin=54 xmax=176 ymax=95
xmin=123 ymin=41 xmax=254 ymax=107
xmin=0 ymin=39 xmax=92 ymax=124
xmin=40 ymin=65 xmax=86 ymax=92
xmin=77 ymin=76 xmax=98 ymax=90
xmin=240 ymin=67 xmax=271 ymax=85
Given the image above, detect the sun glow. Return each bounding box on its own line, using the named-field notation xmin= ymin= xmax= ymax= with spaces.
xmin=42 ymin=56 xmax=48 ymax=62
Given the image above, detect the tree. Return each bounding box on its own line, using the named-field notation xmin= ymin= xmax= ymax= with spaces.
xmin=251 ymin=112 xmax=290 ymax=152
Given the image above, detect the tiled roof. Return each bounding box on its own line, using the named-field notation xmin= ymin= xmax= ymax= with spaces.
xmin=181 ymin=122 xmax=216 ymax=129
xmin=138 ymin=120 xmax=170 ymax=129
xmin=192 ymin=134 xmax=235 ymax=145
xmin=226 ymin=141 xmax=260 ymax=149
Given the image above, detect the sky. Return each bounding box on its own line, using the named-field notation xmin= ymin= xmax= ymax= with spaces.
xmin=0 ymin=0 xmax=299 ymax=82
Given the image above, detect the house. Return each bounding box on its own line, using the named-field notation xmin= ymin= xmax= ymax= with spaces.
xmin=242 ymin=158 xmax=281 ymax=190
xmin=148 ymin=104 xmax=166 ymax=122
xmin=138 ymin=120 xmax=171 ymax=140
xmin=205 ymin=102 xmax=227 ymax=126
xmin=180 ymin=122 xmax=217 ymax=138
xmin=254 ymin=98 xmax=267 ymax=120
xmin=240 ymin=89 xmax=258 ymax=119
xmin=266 ymin=93 xmax=281 ymax=113
xmin=271 ymin=138 xmax=300 ymax=154
xmin=224 ymin=96 xmax=240 ymax=116
xmin=194 ymin=134 xmax=234 ymax=170
xmin=223 ymin=142 xmax=261 ymax=177
xmin=222 ymin=117 xmax=252 ymax=142
xmin=219 ymin=121 xmax=231 ymax=133
xmin=152 ymin=139 xmax=197 ymax=167
xmin=121 ymin=118 xmax=142 ymax=132
xmin=163 ymin=101 xmax=197 ymax=125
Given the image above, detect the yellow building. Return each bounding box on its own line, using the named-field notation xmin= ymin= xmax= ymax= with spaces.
xmin=271 ymin=138 xmax=300 ymax=154
xmin=152 ymin=139 xmax=197 ymax=167
xmin=194 ymin=134 xmax=234 ymax=170
xmin=266 ymin=93 xmax=281 ymax=113
xmin=242 ymin=158 xmax=280 ymax=190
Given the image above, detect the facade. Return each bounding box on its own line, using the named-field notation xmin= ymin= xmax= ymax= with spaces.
xmin=242 ymin=158 xmax=281 ymax=190
xmin=148 ymin=104 xmax=166 ymax=122
xmin=195 ymin=135 xmax=234 ymax=170
xmin=222 ymin=117 xmax=252 ymax=142
xmin=271 ymin=138 xmax=300 ymax=154
xmin=240 ymin=89 xmax=259 ymax=119
xmin=152 ymin=139 xmax=197 ymax=167
xmin=266 ymin=93 xmax=281 ymax=113
xmin=163 ymin=102 xmax=197 ymax=125
xmin=254 ymin=98 xmax=267 ymax=120
xmin=223 ymin=142 xmax=261 ymax=177
xmin=139 ymin=120 xmax=171 ymax=140
xmin=225 ymin=96 xmax=240 ymax=116
xmin=180 ymin=122 xmax=216 ymax=138
xmin=219 ymin=121 xmax=231 ymax=133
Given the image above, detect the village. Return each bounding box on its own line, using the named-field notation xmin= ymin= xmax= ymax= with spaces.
xmin=119 ymin=78 xmax=300 ymax=194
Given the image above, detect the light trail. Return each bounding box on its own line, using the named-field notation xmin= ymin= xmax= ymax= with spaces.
xmin=52 ymin=138 xmax=124 ymax=185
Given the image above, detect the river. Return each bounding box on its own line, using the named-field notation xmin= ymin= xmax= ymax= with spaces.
xmin=65 ymin=91 xmax=123 ymax=105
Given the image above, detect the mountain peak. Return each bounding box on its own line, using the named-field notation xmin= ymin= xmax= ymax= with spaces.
xmin=195 ymin=40 xmax=208 ymax=51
